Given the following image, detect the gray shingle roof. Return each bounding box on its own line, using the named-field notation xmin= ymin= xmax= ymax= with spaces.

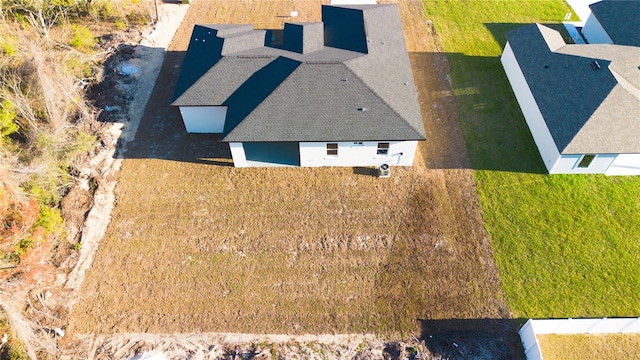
xmin=224 ymin=63 xmax=421 ymax=142
xmin=343 ymin=5 xmax=424 ymax=141
xmin=506 ymin=24 xmax=640 ymax=154
xmin=589 ymin=0 xmax=640 ymax=47
xmin=171 ymin=4 xmax=425 ymax=143
xmin=282 ymin=22 xmax=324 ymax=54
xmin=172 ymin=24 xmax=261 ymax=102
xmin=172 ymin=57 xmax=274 ymax=106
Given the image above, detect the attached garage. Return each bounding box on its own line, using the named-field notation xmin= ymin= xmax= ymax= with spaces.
xmin=179 ymin=106 xmax=227 ymax=133
xmin=606 ymin=154 xmax=640 ymax=176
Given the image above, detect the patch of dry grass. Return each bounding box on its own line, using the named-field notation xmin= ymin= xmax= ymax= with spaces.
xmin=71 ymin=159 xmax=506 ymax=335
xmin=69 ymin=0 xmax=509 ymax=336
xmin=537 ymin=333 xmax=640 ymax=360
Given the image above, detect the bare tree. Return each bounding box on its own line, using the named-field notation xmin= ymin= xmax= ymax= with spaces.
xmin=1 ymin=0 xmax=89 ymax=40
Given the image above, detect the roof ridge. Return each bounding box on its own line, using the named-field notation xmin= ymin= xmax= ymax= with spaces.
xmin=222 ymin=29 xmax=262 ymax=38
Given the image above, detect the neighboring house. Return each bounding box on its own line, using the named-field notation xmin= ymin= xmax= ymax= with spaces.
xmin=172 ymin=4 xmax=425 ymax=168
xmin=501 ymin=0 xmax=640 ymax=175
xmin=581 ymin=0 xmax=640 ymax=46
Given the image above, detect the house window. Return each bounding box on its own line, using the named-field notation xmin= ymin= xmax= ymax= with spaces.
xmin=326 ymin=143 xmax=338 ymax=156
xmin=377 ymin=142 xmax=390 ymax=155
xmin=353 ymin=142 xmax=363 ymax=146
xmin=577 ymin=154 xmax=596 ymax=168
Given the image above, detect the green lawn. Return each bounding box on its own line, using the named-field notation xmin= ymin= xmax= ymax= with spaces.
xmin=421 ymin=0 xmax=640 ymax=318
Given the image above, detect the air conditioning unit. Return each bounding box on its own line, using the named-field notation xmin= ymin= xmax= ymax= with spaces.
xmin=378 ymin=163 xmax=390 ymax=178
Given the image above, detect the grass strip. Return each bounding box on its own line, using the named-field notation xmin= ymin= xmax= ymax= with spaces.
xmin=421 ymin=0 xmax=640 ymax=318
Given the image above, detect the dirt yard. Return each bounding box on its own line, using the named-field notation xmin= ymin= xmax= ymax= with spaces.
xmin=64 ymin=0 xmax=520 ymax=358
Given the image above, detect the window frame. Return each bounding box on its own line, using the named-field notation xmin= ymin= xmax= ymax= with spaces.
xmin=576 ymin=154 xmax=596 ymax=168
xmin=326 ymin=143 xmax=339 ymax=157
xmin=376 ymin=142 xmax=390 ymax=156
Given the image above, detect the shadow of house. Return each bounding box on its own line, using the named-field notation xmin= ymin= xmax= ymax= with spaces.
xmin=419 ymin=318 xmax=526 ymax=360
xmin=438 ymin=49 xmax=548 ymax=174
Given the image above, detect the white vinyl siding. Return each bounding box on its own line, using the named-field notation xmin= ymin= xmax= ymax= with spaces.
xmin=581 ymin=13 xmax=614 ymax=44
xmin=550 ymin=154 xmax=616 ymax=174
xmin=299 ymin=141 xmax=417 ymax=167
xmin=179 ymin=106 xmax=227 ymax=133
xmin=605 ymin=154 xmax=640 ymax=176
xmin=229 ymin=142 xmax=247 ymax=167
xmin=501 ymin=42 xmax=561 ymax=173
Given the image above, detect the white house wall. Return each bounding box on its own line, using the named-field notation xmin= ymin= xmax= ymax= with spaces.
xmin=330 ymin=0 xmax=377 ymax=4
xmin=299 ymin=141 xmax=417 ymax=167
xmin=229 ymin=142 xmax=247 ymax=167
xmin=550 ymin=154 xmax=616 ymax=174
xmin=582 ymin=13 xmax=613 ymax=44
xmin=179 ymin=106 xmax=227 ymax=133
xmin=605 ymin=154 xmax=640 ymax=176
xmin=501 ymin=42 xmax=561 ymax=173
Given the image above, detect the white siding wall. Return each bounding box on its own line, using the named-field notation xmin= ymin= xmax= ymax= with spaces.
xmin=605 ymin=154 xmax=640 ymax=176
xmin=179 ymin=106 xmax=227 ymax=133
xmin=526 ymin=318 xmax=640 ymax=335
xmin=299 ymin=141 xmax=417 ymax=167
xmin=501 ymin=42 xmax=561 ymax=173
xmin=550 ymin=154 xmax=616 ymax=174
xmin=582 ymin=13 xmax=613 ymax=44
xmin=229 ymin=142 xmax=247 ymax=167
xmin=519 ymin=320 xmax=543 ymax=360
xmin=331 ymin=0 xmax=377 ymax=4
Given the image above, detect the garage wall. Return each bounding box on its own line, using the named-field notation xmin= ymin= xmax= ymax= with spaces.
xmin=229 ymin=142 xmax=247 ymax=167
xmin=299 ymin=141 xmax=417 ymax=167
xmin=501 ymin=42 xmax=561 ymax=173
xmin=550 ymin=154 xmax=616 ymax=174
xmin=179 ymin=106 xmax=227 ymax=133
xmin=582 ymin=13 xmax=613 ymax=44
xmin=605 ymin=154 xmax=640 ymax=176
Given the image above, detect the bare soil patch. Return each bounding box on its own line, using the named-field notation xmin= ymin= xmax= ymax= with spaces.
xmin=65 ymin=0 xmax=518 ymax=358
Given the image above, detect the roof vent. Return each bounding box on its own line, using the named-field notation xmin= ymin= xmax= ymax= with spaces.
xmin=590 ymin=61 xmax=601 ymax=70
xmin=358 ymin=107 xmax=368 ymax=112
